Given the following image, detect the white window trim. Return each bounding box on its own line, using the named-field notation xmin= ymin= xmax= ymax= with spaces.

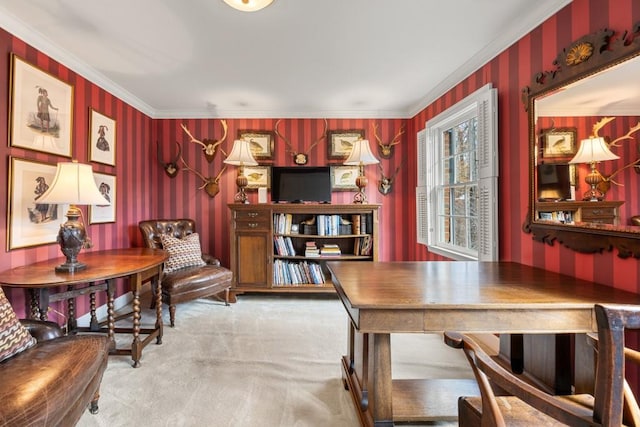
xmin=416 ymin=83 xmax=498 ymax=261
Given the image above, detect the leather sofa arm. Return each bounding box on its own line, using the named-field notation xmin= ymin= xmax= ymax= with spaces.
xmin=20 ymin=319 xmax=64 ymax=341
xmin=202 ymin=253 xmax=221 ymax=266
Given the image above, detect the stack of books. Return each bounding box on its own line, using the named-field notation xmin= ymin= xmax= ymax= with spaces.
xmin=320 ymin=243 xmax=341 ymax=256
xmin=305 ymin=241 xmax=320 ymax=257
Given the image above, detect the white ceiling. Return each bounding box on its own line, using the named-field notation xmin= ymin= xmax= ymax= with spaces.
xmin=0 ymin=0 xmax=570 ymax=119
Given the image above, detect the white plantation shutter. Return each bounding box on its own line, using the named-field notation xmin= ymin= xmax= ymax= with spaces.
xmin=416 ymin=128 xmax=427 ymax=187
xmin=416 ymin=186 xmax=428 ymax=245
xmin=477 ymin=87 xmax=498 ymax=261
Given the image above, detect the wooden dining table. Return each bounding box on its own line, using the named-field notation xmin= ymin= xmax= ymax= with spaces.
xmin=327 ymin=261 xmax=640 ymax=427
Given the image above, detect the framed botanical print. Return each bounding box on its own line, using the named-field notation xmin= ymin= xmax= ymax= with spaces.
xmin=7 ymin=157 xmax=66 ymax=250
xmin=89 ymin=172 xmax=116 ymax=224
xmin=9 ymin=54 xmax=74 ymax=157
xmin=327 ymin=129 xmax=365 ymax=160
xmin=330 ymin=165 xmax=359 ymax=191
xmin=238 ymin=130 xmax=275 ymax=160
xmin=89 ymin=108 xmax=116 ymax=166
xmin=542 ymin=128 xmax=577 ymax=158
xmin=244 ymin=165 xmax=271 ymax=189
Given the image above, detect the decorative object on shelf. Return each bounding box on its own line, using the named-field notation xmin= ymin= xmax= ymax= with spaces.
xmin=224 ymin=139 xmax=258 ymax=203
xmin=330 ymin=165 xmax=359 ymax=191
xmin=222 ymin=0 xmax=273 ymax=12
xmin=244 ymin=165 xmax=271 ymax=189
xmin=89 ymin=172 xmax=116 ymax=224
xmin=9 ymin=54 xmax=74 ymax=158
xmin=37 ymin=161 xmax=110 ymax=272
xmin=156 ymin=140 xmax=182 ymax=178
xmin=181 ymin=120 xmax=228 ymax=163
xmin=274 ymin=119 xmax=327 ymax=165
xmin=237 ymin=130 xmax=275 ymax=160
xmin=569 ymin=136 xmax=619 ymax=201
xmin=377 ymin=160 xmax=403 ymax=196
xmin=88 ymin=108 xmax=116 ymax=166
xmin=180 ymin=156 xmax=227 ymax=198
xmin=372 ymin=122 xmax=405 ymax=159
xmin=344 ymin=139 xmax=379 ymax=203
xmin=541 ymin=127 xmax=577 ymax=158
xmin=327 ymin=129 xmax=365 ymax=160
xmin=7 ymin=157 xmax=65 ymax=250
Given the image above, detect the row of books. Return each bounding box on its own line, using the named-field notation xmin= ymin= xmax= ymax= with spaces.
xmin=351 ymin=214 xmax=374 ymax=235
xmin=320 ymin=243 xmax=341 ymax=256
xmin=273 ymin=260 xmax=325 ymax=285
xmin=273 ymin=235 xmax=296 ymax=256
xmin=354 ymin=235 xmax=373 ymax=256
xmin=274 ymin=213 xmax=295 ymax=235
xmin=538 ymin=210 xmax=574 ymax=224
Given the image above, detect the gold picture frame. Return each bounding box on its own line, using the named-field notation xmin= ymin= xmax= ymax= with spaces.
xmin=330 ymin=165 xmax=359 ymax=191
xmin=244 ymin=165 xmax=271 ymax=189
xmin=7 ymin=157 xmax=66 ymax=250
xmin=542 ymin=128 xmax=577 ymax=158
xmin=89 ymin=172 xmax=116 ymax=224
xmin=238 ymin=130 xmax=275 ymax=160
xmin=9 ymin=54 xmax=74 ymax=157
xmin=89 ymin=108 xmax=117 ymax=166
xmin=327 ymin=129 xmax=364 ymax=160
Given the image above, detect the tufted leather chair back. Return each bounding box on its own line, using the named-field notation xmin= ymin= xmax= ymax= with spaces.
xmin=138 ymin=219 xmax=197 ymax=250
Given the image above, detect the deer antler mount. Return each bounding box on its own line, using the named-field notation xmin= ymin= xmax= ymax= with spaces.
xmin=180 ymin=156 xmax=227 ymax=198
xmin=181 ymin=120 xmax=228 ymax=163
xmin=156 ymin=140 xmax=182 ymax=178
xmin=274 ymin=119 xmax=328 ymax=165
xmin=373 ymin=122 xmax=405 ymax=159
xmin=377 ymin=161 xmax=403 ymax=195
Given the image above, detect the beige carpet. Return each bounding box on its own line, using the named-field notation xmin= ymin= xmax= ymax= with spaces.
xmin=77 ymin=294 xmax=473 ymax=427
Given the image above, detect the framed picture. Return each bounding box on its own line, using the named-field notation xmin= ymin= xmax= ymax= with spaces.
xmin=89 ymin=172 xmax=116 ymax=224
xmin=89 ymin=108 xmax=116 ymax=166
xmin=9 ymin=54 xmax=74 ymax=157
xmin=238 ymin=130 xmax=275 ymax=160
xmin=244 ymin=165 xmax=271 ymax=189
xmin=542 ymin=128 xmax=577 ymax=158
xmin=330 ymin=165 xmax=359 ymax=191
xmin=327 ymin=129 xmax=365 ymax=160
xmin=7 ymin=157 xmax=66 ymax=250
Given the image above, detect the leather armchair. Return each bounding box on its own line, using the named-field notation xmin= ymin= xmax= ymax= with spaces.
xmin=0 ymin=320 xmax=109 ymax=426
xmin=139 ymin=219 xmax=233 ymax=327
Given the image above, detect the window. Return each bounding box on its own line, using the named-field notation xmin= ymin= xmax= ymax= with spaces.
xmin=416 ymin=84 xmax=498 ymax=261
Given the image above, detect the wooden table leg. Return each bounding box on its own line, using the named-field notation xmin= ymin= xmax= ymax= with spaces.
xmin=106 ymin=279 xmax=116 ymax=351
xmin=154 ymin=276 xmax=163 ymax=344
xmin=131 ymin=286 xmax=142 ymax=368
xmin=371 ymin=333 xmax=394 ymax=427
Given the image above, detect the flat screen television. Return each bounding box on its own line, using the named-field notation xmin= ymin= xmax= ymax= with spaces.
xmin=271 ymin=166 xmax=332 ymax=203
xmin=537 ymin=164 xmax=572 ymax=201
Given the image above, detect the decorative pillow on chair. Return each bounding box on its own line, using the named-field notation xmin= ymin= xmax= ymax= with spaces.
xmin=160 ymin=233 xmax=207 ymax=274
xmin=0 ymin=286 xmax=36 ymax=362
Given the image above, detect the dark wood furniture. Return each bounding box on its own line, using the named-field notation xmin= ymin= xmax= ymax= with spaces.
xmin=327 ymin=261 xmax=640 ymax=426
xmin=0 ymin=319 xmax=110 ymax=425
xmin=0 ymin=248 xmax=167 ymax=368
xmin=228 ymin=203 xmax=379 ymax=300
xmin=444 ymin=303 xmax=640 ymax=426
xmin=138 ymin=219 xmax=233 ymax=326
xmin=536 ymin=200 xmax=623 ymax=225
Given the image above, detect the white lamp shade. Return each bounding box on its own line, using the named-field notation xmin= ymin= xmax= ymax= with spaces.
xmin=224 ymin=139 xmax=258 ymax=166
xmin=344 ymin=139 xmax=380 ymax=165
xmin=37 ymin=162 xmax=110 ymax=205
xmin=222 ymin=0 xmax=273 ymax=12
xmin=569 ymin=137 xmax=620 ymax=164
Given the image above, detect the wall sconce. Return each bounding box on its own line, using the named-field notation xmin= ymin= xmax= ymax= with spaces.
xmin=224 ymin=139 xmax=258 ymax=203
xmin=344 ymin=139 xmax=379 ymax=204
xmin=222 ymin=0 xmax=273 ymax=12
xmin=569 ymin=136 xmax=619 ymax=201
xmin=37 ymin=161 xmax=110 ymax=272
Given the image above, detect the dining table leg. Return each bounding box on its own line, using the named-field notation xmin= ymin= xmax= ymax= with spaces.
xmin=372 ymin=332 xmax=394 ymax=427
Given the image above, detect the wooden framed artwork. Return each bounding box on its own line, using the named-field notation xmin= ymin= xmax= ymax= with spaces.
xmin=330 ymin=165 xmax=359 ymax=191
xmin=89 ymin=108 xmax=116 ymax=166
xmin=89 ymin=172 xmax=116 ymax=224
xmin=327 ymin=129 xmax=364 ymax=160
xmin=244 ymin=165 xmax=271 ymax=189
xmin=9 ymin=54 xmax=74 ymax=157
xmin=542 ymin=128 xmax=577 ymax=158
xmin=7 ymin=157 xmax=65 ymax=250
xmin=238 ymin=130 xmax=275 ymax=160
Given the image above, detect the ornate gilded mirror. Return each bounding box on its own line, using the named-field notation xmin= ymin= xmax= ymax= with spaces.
xmin=523 ymin=22 xmax=640 ymax=258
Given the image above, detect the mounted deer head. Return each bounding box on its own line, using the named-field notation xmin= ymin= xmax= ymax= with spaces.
xmin=156 ymin=140 xmax=182 ymax=178
xmin=373 ymin=122 xmax=405 ymax=159
xmin=180 ymin=156 xmax=227 ymax=198
xmin=181 ymin=120 xmax=228 ymax=163
xmin=274 ymin=119 xmax=328 ymax=165
xmin=377 ymin=161 xmax=403 ymax=195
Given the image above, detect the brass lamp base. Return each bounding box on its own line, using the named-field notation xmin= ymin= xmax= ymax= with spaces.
xmin=55 ymin=206 xmax=88 ymax=272
xmin=353 ymin=167 xmax=368 ymax=204
xmin=234 ymin=169 xmax=249 ymax=204
xmin=581 ymin=164 xmax=605 ymax=202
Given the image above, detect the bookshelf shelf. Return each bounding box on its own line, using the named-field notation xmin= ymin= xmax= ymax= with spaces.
xmin=229 ymin=203 xmax=379 ymax=297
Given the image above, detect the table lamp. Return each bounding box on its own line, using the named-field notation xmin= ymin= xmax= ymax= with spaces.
xmin=37 ymin=161 xmax=110 ymax=272
xmin=569 ymin=136 xmax=619 ymax=201
xmin=344 ymin=139 xmax=379 ymax=204
xmin=224 ymin=139 xmax=258 ymax=203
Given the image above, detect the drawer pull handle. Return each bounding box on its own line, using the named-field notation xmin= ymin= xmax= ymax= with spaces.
xmin=248 ymin=212 xmax=259 ymax=217
xmin=591 ymin=210 xmax=603 ymax=215
xmin=248 ymin=222 xmax=259 ymax=228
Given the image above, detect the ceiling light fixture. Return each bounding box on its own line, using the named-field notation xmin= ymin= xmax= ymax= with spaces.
xmin=223 ymin=0 xmax=273 ymax=12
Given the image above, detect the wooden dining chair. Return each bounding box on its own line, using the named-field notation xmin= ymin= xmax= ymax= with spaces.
xmin=444 ymin=303 xmax=640 ymax=426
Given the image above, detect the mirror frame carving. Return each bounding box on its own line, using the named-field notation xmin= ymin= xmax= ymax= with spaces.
xmin=522 ymin=22 xmax=640 ymax=258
